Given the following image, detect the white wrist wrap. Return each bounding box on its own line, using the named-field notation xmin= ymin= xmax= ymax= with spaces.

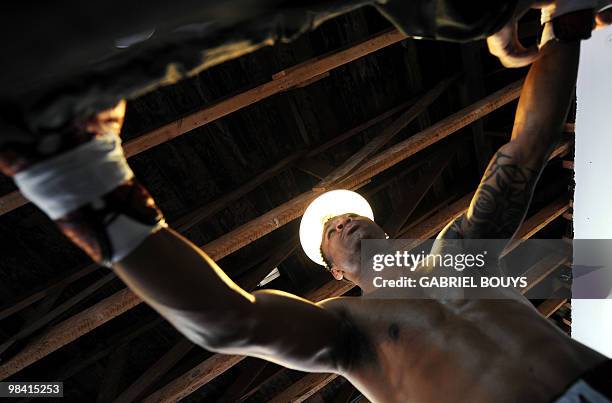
xmin=14 ymin=132 xmax=134 ymax=220
xmin=541 ymin=0 xmax=597 ymax=24
xmin=13 ymin=132 xmax=165 ymax=265
xmin=108 ymin=215 xmax=166 ymax=263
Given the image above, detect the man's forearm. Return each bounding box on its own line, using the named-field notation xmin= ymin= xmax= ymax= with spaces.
xmin=510 ymin=39 xmax=580 ymax=163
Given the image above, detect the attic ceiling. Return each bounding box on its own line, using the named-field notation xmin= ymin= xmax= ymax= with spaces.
xmin=0 ymin=6 xmax=574 ymax=403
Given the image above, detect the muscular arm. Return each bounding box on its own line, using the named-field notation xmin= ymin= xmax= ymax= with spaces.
xmin=439 ymin=39 xmax=580 ymax=249
xmin=115 ymin=227 xmax=349 ymax=373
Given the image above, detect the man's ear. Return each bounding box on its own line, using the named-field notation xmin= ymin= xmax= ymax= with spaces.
xmin=330 ymin=266 xmax=344 ymax=281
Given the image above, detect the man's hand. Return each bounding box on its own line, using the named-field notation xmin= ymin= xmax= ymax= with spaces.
xmin=596 ymin=7 xmax=612 ymax=28
xmin=487 ymin=0 xmax=554 ymax=68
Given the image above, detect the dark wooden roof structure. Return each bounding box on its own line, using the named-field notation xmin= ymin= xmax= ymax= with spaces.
xmin=0 ymin=6 xmax=574 ymax=403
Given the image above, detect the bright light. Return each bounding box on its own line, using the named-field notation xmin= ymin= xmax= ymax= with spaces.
xmin=299 ymin=190 xmax=374 ymax=266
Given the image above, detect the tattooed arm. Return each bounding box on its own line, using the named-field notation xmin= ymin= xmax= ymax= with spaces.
xmin=438 ymin=40 xmax=580 ymax=249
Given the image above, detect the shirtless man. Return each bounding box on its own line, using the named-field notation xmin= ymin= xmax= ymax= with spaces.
xmin=1 ymin=12 xmax=610 ymax=403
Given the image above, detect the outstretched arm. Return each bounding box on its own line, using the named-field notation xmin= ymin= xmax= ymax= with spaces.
xmin=115 ymin=227 xmax=350 ymax=373
xmin=439 ymin=39 xmax=580 ymax=249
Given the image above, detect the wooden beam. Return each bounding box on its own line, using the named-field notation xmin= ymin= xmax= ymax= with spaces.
xmin=0 ymin=272 xmax=116 ymax=357
xmin=57 ymin=318 xmax=163 ymax=381
xmin=0 ymin=28 xmax=408 ymax=218
xmin=520 ymin=253 xmax=570 ymax=294
xmin=549 ymin=138 xmax=573 ymax=160
xmin=142 ymin=354 xmax=246 ymax=403
xmin=112 ymin=339 xmax=193 ymax=403
xmin=538 ymin=298 xmax=567 ymax=318
xmin=383 ymin=147 xmax=455 ymax=237
xmin=269 ymin=373 xmax=338 ymax=403
xmin=0 ymin=79 xmax=522 ymax=381
xmin=315 ymin=76 xmax=457 ymax=190
xmin=238 ymin=364 xmax=284 ymax=401
xmin=0 ymin=264 xmax=96 ymax=321
xmin=502 ymin=196 xmax=570 ymax=256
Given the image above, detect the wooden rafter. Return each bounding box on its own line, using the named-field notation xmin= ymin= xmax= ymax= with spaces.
xmin=112 ymin=339 xmax=194 ymax=403
xmin=383 ymin=147 xmax=456 ymax=237
xmin=538 ymin=298 xmax=568 ymax=318
xmin=315 ymin=75 xmax=457 ymax=190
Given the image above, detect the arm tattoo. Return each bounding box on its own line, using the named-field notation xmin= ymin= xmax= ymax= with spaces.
xmin=437 ymin=149 xmax=542 ymax=243
xmin=462 ymin=151 xmax=539 ymax=240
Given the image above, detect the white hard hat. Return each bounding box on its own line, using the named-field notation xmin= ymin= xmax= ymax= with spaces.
xmin=299 ymin=189 xmax=374 ymax=266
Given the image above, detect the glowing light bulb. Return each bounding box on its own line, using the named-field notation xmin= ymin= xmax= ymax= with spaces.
xmin=299 ymin=190 xmax=374 ymax=266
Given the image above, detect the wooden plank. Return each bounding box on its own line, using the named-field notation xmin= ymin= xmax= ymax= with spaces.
xmin=520 ymin=253 xmax=570 ymax=294
xmin=538 ymin=298 xmax=567 ymax=317
xmin=269 ymin=373 xmax=338 ymax=403
xmin=549 ymin=138 xmax=572 ymax=160
xmin=502 ymin=197 xmax=569 ymax=256
xmin=142 ymin=354 xmax=246 ymax=403
xmin=0 ymin=79 xmax=522 ymax=381
xmin=315 ymin=76 xmax=457 ymax=190
xmin=113 ymin=339 xmax=193 ymax=403
xmin=0 ymin=28 xmax=408 ymax=218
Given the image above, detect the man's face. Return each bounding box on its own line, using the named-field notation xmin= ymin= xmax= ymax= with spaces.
xmin=320 ymin=213 xmax=386 ymax=281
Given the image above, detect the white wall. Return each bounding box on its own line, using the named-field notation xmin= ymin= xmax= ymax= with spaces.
xmin=573 ymin=25 xmax=612 ymax=358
